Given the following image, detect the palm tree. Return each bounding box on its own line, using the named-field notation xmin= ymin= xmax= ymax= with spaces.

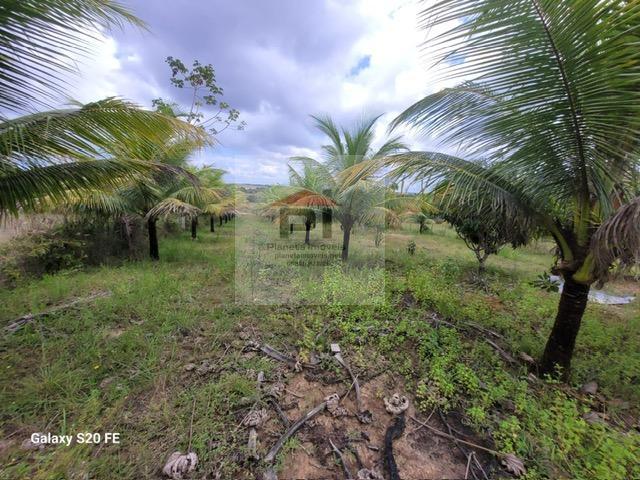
xmin=1 ymin=99 xmax=205 ymax=216
xmin=0 ymin=1 xmax=203 ymax=217
xmin=192 ymin=166 xmax=228 ymax=233
xmin=285 ymin=161 xmax=335 ymax=245
xmin=402 ymin=194 xmax=438 ymax=234
xmin=388 ymin=0 xmax=640 ymax=378
xmin=69 ymin=139 xmax=219 ymax=260
xmin=283 ymin=115 xmax=407 ymax=260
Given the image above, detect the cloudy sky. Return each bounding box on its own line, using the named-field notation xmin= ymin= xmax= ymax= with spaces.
xmin=70 ymin=0 xmax=454 ymax=185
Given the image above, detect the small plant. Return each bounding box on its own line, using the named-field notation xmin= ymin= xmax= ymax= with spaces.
xmin=407 ymin=240 xmax=416 ymax=256
xmin=530 ymin=272 xmax=560 ymax=292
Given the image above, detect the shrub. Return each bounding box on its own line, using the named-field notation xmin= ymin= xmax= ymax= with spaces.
xmin=0 ymin=218 xmax=144 ymax=287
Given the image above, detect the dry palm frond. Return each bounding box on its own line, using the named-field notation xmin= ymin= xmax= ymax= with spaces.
xmin=273 ymin=189 xmax=336 ymax=208
xmin=592 ymin=196 xmax=640 ymax=278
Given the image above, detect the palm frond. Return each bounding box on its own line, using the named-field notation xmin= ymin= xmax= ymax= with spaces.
xmin=146 ymin=198 xmax=200 ymax=220
xmin=273 ymin=189 xmax=336 ymax=208
xmin=310 ymin=115 xmax=344 ymax=160
xmin=342 ymin=114 xmax=381 ymax=164
xmin=0 ymin=98 xmax=210 ymax=166
xmin=171 ymin=185 xmax=222 ymax=206
xmin=66 ymin=189 xmax=131 ymax=216
xmin=591 ymin=196 xmax=640 ymax=278
xmin=0 ymin=159 xmax=160 ymax=216
xmin=386 ymin=151 xmax=543 ymax=230
xmin=397 ymin=0 xmax=640 ymax=230
xmin=288 ymin=158 xmax=335 ymax=193
xmin=371 ymin=135 xmax=409 ymax=159
xmin=0 ymin=0 xmax=145 ymax=112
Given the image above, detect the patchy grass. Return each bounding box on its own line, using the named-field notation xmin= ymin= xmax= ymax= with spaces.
xmin=0 ymin=218 xmax=638 ymax=479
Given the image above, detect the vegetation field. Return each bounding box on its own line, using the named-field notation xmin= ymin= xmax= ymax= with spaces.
xmin=1 ymin=218 xmax=638 ymax=479
xmin=2 ymin=1 xmax=640 ymax=479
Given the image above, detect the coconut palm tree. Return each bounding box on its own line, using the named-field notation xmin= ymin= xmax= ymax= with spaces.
xmin=283 ymin=115 xmax=407 ymax=260
xmin=0 ymin=99 xmax=205 ymax=216
xmin=192 ymin=166 xmax=228 ymax=233
xmin=401 ymin=194 xmax=438 ymax=234
xmin=0 ymin=1 xmax=203 ymax=217
xmin=69 ymin=139 xmax=219 ymax=260
xmin=388 ymin=0 xmax=640 ymax=378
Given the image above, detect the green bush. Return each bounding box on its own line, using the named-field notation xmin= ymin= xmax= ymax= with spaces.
xmin=0 ymin=219 xmax=143 ymax=287
xmin=0 ymin=227 xmax=86 ymax=287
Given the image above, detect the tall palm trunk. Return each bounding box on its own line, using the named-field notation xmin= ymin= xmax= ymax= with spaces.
xmin=539 ymin=277 xmax=590 ymax=379
xmin=304 ymin=219 xmax=311 ymax=245
xmin=191 ymin=217 xmax=198 ymax=239
xmin=341 ymin=222 xmax=352 ymax=261
xmin=219 ymin=215 xmax=223 ymax=227
xmin=148 ymin=217 xmax=159 ymax=261
xmin=210 ymin=215 xmax=215 ymax=232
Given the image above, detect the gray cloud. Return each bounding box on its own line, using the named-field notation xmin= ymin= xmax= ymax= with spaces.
xmin=75 ymin=0 xmax=439 ymax=184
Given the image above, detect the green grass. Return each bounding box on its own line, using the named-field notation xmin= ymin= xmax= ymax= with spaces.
xmin=0 ymin=218 xmax=638 ymax=479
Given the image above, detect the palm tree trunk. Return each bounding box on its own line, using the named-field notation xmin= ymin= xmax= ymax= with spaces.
xmin=210 ymin=215 xmax=215 ymax=232
xmin=419 ymin=219 xmax=425 ymax=233
xmin=148 ymin=217 xmax=159 ymax=261
xmin=191 ymin=217 xmax=198 ymax=239
xmin=305 ymin=219 xmax=311 ymax=245
xmin=122 ymin=216 xmax=134 ymax=253
xmin=539 ymin=277 xmax=590 ymax=379
xmin=219 ymin=215 xmax=223 ymax=227
xmin=341 ymin=223 xmax=352 ymax=261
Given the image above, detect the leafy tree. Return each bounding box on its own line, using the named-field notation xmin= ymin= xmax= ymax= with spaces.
xmin=441 ymin=198 xmax=530 ymax=274
xmin=389 ymin=0 xmax=640 ymax=378
xmin=152 ymin=57 xmax=246 ymax=134
xmin=0 ymin=1 xmax=204 ymax=217
xmin=282 ymin=115 xmax=407 ymax=260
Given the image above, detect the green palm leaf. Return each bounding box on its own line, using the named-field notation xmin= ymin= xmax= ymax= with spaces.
xmin=0 ymin=98 xmax=209 ymax=165
xmin=0 ymin=99 xmax=209 ymax=216
xmin=0 ymin=0 xmax=145 ymax=112
xmin=0 ymin=158 xmax=160 ymax=216
xmin=146 ymin=197 xmax=200 ymax=220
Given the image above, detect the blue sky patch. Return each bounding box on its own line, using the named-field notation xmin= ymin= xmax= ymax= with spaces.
xmin=349 ymin=55 xmax=371 ymax=76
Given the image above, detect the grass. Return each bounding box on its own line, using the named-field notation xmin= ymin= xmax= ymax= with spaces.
xmin=0 ymin=217 xmax=638 ymax=479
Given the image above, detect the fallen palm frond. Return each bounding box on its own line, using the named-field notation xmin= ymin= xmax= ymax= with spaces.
xmin=5 ymin=291 xmax=112 ymax=333
xmin=383 ymin=414 xmax=405 ymax=480
xmin=263 ymin=400 xmax=327 ymax=464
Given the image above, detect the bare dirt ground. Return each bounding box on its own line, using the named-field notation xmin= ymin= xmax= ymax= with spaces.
xmin=241 ymin=344 xmax=493 ymax=480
